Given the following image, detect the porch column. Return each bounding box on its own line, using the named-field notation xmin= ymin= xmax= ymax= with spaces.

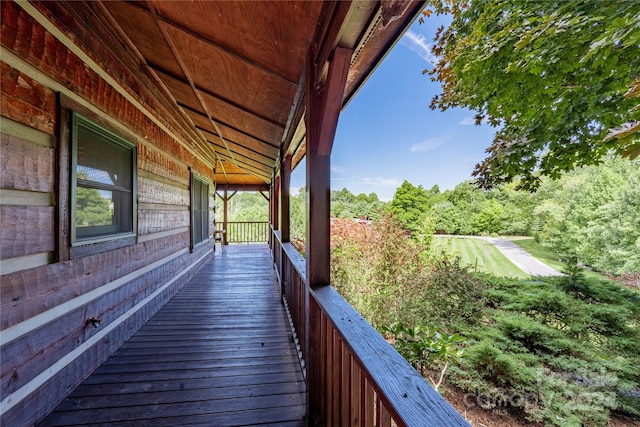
xmin=280 ymin=154 xmax=291 ymax=243
xmin=305 ymin=47 xmax=352 ymax=288
xmin=305 ymin=46 xmax=352 ymax=425
xmin=270 ymin=177 xmax=279 ymax=255
xmin=222 ymin=186 xmax=228 ymax=245
xmin=273 ymin=176 xmax=280 ymax=234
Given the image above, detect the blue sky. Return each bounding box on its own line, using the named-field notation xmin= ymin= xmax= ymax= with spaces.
xmin=291 ymin=15 xmax=497 ymax=201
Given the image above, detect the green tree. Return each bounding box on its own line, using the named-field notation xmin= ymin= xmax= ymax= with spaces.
xmin=290 ymin=188 xmax=306 ymax=242
xmin=388 ymin=180 xmax=431 ymax=232
xmin=534 ymin=157 xmax=640 ymax=275
xmin=331 ymin=188 xmax=385 ymax=219
xmin=432 ymin=201 xmax=460 ymax=234
xmin=426 ymin=0 xmax=640 ymax=190
xmin=471 ymin=199 xmax=504 ymax=235
xmin=75 ymin=186 xmax=112 ymax=226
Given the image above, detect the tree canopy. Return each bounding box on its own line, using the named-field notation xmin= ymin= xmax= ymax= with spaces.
xmin=388 ymin=180 xmax=431 ymax=232
xmin=426 ymin=0 xmax=640 ymax=190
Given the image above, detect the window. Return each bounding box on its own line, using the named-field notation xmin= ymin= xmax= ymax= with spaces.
xmin=191 ymin=172 xmax=210 ymax=247
xmin=70 ymin=112 xmax=136 ymax=245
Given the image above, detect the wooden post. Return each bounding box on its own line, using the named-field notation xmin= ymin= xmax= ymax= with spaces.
xmin=269 ymin=178 xmax=278 ymax=254
xmin=222 ymin=186 xmax=228 ymax=246
xmin=305 ymin=46 xmax=352 ymax=288
xmin=280 ymin=154 xmax=291 ymax=243
xmin=273 ymin=176 xmax=280 ymax=233
xmin=306 ymin=46 xmax=352 ymax=425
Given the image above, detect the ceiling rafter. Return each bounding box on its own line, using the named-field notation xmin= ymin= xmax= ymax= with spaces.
xmin=202 ymin=135 xmax=277 ymax=164
xmin=198 ymin=130 xmax=277 ymax=164
xmin=93 ymin=1 xmax=218 ymax=167
xmin=209 ymin=143 xmax=272 ymax=170
xmin=181 ymin=104 xmax=280 ymax=150
xmin=216 ymin=155 xmax=271 ymax=178
xmin=280 ymin=68 xmax=307 ymax=160
xmin=209 ymin=141 xmax=275 ymax=169
xmin=146 ymin=7 xmax=299 ymax=88
xmin=216 ymin=155 xmax=229 ymax=184
xmin=151 ymin=65 xmax=287 ymax=130
xmin=148 ymin=0 xmax=239 ymax=169
xmin=216 ymin=155 xmax=271 ymax=181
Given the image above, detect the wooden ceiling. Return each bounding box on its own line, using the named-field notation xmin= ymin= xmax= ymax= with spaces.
xmin=100 ymin=1 xmax=424 ymax=187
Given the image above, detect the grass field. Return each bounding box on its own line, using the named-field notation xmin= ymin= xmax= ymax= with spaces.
xmin=433 ymin=236 xmax=530 ymax=279
xmin=512 ymin=238 xmax=613 ymax=281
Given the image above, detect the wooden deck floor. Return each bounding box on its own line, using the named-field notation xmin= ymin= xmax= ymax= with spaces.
xmin=39 ymin=245 xmax=307 ymax=427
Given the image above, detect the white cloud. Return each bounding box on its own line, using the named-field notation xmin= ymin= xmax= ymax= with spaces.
xmin=359 ymin=177 xmax=402 ymax=188
xmin=331 ymin=165 xmax=345 ymax=174
xmin=410 ymin=137 xmax=445 ymax=152
xmin=459 ymin=117 xmax=475 ymax=126
xmin=400 ymin=30 xmax=437 ymax=66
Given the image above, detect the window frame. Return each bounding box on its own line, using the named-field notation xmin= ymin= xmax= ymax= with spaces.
xmin=190 ymin=170 xmax=210 ymax=249
xmin=69 ymin=112 xmax=137 ymax=249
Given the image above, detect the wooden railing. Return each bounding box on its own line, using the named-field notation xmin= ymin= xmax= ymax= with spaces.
xmin=215 ymin=221 xmax=269 ymax=244
xmin=271 ymin=230 xmax=469 ymax=427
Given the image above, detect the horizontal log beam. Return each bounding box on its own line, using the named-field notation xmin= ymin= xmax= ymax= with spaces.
xmin=215 ymin=184 xmax=270 ymax=193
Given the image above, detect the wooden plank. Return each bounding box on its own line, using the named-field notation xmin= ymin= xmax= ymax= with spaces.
xmin=1 ymin=233 xmax=189 ymax=329
xmin=152 ymin=1 xmax=322 ymax=85
xmin=0 ymin=252 xmax=52 ymax=275
xmin=351 ymin=359 xmax=362 ymax=426
xmin=39 ymin=245 xmax=306 ymax=426
xmin=280 ymin=154 xmax=292 ymax=242
xmin=0 ymin=205 xmax=54 ymax=258
xmin=163 ymin=24 xmax=296 ymax=126
xmin=56 ymin=382 xmax=306 ymax=411
xmin=0 ymin=132 xmax=55 ymax=192
xmin=0 ymin=189 xmax=54 ymax=207
xmin=0 ymin=62 xmax=57 ymax=135
xmin=341 ymin=344 xmax=351 ymax=426
xmin=185 ymin=108 xmax=279 ymax=157
xmin=137 ymin=176 xmax=189 ymax=206
xmin=0 ymin=117 xmax=55 ymax=148
xmin=137 ymin=210 xmax=189 ymax=235
xmin=332 ymin=331 xmax=341 ymax=427
xmin=70 ymin=372 xmax=303 ymax=397
xmin=156 ymin=69 xmax=285 ymax=140
xmin=56 ymin=102 xmax=71 ymax=262
xmin=43 ymin=405 xmax=307 ymax=427
xmin=137 ymin=144 xmax=189 ymax=185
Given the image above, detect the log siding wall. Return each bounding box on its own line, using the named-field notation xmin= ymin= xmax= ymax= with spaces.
xmin=0 ymin=2 xmax=216 ymax=425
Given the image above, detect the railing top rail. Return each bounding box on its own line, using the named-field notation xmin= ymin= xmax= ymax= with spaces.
xmin=215 ymin=221 xmax=269 ymax=224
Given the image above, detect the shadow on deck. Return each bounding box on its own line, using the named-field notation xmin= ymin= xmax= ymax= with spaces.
xmin=39 ymin=245 xmax=307 ymax=427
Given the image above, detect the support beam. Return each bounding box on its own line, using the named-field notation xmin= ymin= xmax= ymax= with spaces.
xmin=305 ymin=47 xmax=352 ymax=288
xmin=305 ymin=46 xmax=352 ymax=426
xmin=280 ymin=154 xmax=292 ymax=243
xmin=272 ymin=176 xmax=280 ymax=233
xmin=222 ymin=187 xmax=229 ymax=245
xmin=217 ymin=184 xmax=269 ymax=192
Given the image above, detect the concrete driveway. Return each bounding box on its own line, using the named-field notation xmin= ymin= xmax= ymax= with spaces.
xmin=484 ymin=237 xmax=564 ymax=277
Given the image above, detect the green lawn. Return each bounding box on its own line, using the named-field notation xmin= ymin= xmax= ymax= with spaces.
xmin=512 ymin=238 xmax=613 ymax=281
xmin=433 ymin=236 xmax=530 ymax=279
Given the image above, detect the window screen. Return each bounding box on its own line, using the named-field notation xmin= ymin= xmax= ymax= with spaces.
xmin=71 ymin=113 xmax=136 ymax=244
xmin=191 ymin=173 xmax=209 ymax=246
